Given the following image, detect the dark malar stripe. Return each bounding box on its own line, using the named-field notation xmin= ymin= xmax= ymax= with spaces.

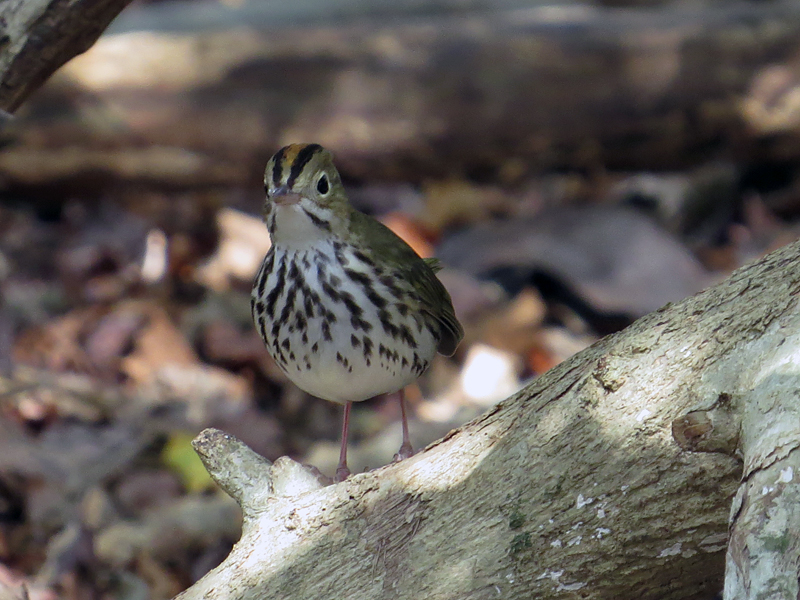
xmin=303 ymin=208 xmax=331 ymax=231
xmin=287 ymin=144 xmax=322 ymax=188
xmin=272 ymin=146 xmax=288 ymax=187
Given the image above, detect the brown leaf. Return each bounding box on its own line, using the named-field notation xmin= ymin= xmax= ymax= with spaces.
xmin=121 ymin=302 xmax=198 ymax=387
xmin=380 ymin=212 xmax=435 ymax=258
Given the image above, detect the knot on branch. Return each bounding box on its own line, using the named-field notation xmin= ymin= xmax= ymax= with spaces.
xmin=671 ymin=394 xmax=741 ymax=456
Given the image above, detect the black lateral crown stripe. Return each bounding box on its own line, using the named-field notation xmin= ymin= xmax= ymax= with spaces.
xmin=272 ymin=146 xmax=287 ymax=187
xmin=287 ymin=144 xmax=323 ymax=188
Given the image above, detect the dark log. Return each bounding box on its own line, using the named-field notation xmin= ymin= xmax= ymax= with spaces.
xmin=0 ymin=0 xmax=136 ymax=112
xmin=4 ymin=1 xmax=800 ymax=192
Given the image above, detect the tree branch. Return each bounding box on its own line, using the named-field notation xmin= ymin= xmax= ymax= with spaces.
xmin=176 ymin=239 xmax=800 ymax=599
xmin=0 ymin=0 xmax=135 ymax=112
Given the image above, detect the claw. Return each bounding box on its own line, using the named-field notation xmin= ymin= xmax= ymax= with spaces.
xmin=393 ymin=443 xmax=414 ymax=462
xmin=335 ymin=464 xmax=351 ymax=482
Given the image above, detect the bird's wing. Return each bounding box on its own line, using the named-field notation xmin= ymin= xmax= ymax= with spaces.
xmin=352 ymin=211 xmax=464 ymax=356
xmin=407 ymin=258 xmax=463 ymax=356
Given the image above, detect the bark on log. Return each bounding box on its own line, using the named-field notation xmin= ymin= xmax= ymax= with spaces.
xmin=175 ymin=239 xmax=800 ymax=600
xmin=0 ymin=0 xmax=135 ymax=112
xmin=6 ymin=0 xmax=800 ymax=191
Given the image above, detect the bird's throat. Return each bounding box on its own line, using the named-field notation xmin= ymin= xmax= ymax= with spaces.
xmin=270 ymin=203 xmax=335 ymax=249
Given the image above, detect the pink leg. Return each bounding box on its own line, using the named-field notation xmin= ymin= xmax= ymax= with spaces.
xmin=335 ymin=402 xmax=352 ymax=482
xmin=393 ymin=389 xmax=414 ymax=462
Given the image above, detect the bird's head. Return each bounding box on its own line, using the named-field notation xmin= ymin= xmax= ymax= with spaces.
xmin=263 ymin=143 xmax=350 ymax=247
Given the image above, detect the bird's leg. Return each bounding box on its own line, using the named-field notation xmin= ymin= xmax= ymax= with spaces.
xmin=335 ymin=401 xmax=352 ymax=482
xmin=393 ymin=389 xmax=414 ymax=461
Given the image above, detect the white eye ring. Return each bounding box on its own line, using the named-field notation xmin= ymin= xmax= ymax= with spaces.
xmin=316 ymin=173 xmax=330 ymax=195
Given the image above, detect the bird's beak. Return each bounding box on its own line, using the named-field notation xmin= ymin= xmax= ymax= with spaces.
xmin=271 ymin=186 xmax=302 ymax=206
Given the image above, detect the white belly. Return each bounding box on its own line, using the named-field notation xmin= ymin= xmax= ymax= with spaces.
xmin=252 ymin=242 xmax=439 ymax=404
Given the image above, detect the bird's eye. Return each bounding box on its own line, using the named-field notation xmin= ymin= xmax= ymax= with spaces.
xmin=316 ymin=174 xmax=330 ymax=195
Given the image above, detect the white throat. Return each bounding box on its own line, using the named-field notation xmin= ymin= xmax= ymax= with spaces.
xmin=270 ymin=203 xmax=333 ymax=250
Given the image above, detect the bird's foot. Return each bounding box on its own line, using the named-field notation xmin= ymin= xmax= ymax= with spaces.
xmin=393 ymin=442 xmax=414 ymax=462
xmin=300 ymin=462 xmax=334 ymax=486
xmin=335 ymin=463 xmax=351 ymax=482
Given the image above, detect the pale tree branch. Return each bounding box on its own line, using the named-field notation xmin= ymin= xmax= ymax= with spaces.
xmin=176 ymin=240 xmax=800 ymax=600
xmin=724 ymin=375 xmax=800 ymax=597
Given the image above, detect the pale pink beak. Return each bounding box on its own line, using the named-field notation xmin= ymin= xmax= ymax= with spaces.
xmin=271 ymin=186 xmax=302 ymax=206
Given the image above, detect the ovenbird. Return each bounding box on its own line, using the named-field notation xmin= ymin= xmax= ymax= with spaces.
xmin=251 ymin=143 xmax=463 ymax=480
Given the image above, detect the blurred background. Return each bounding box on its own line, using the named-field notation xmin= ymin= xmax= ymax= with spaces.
xmin=2 ymin=0 xmax=800 ymax=597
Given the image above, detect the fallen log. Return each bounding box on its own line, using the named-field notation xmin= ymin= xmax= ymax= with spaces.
xmin=174 ymin=237 xmax=800 ymax=599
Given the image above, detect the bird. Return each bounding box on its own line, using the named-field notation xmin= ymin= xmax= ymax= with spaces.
xmin=251 ymin=143 xmax=463 ymax=481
